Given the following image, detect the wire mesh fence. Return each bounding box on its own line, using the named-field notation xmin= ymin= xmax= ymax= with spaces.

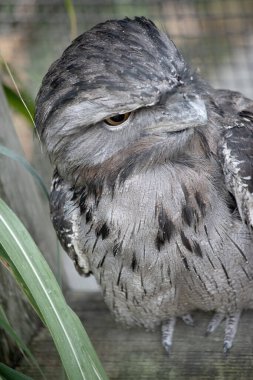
xmin=0 ymin=0 xmax=253 ymax=98
xmin=0 ymin=0 xmax=252 ymax=291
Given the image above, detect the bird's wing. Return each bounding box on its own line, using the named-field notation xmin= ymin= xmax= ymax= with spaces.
xmin=216 ymin=89 xmax=253 ymax=227
xmin=50 ymin=170 xmax=91 ymax=275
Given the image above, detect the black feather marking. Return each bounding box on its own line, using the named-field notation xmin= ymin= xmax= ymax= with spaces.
xmin=123 ymin=285 xmax=129 ymax=300
xmin=205 ymin=252 xmax=216 ymax=269
xmin=158 ymin=207 xmax=175 ymax=241
xmin=195 ymin=191 xmax=206 ymax=217
xmin=160 ymin=262 xmax=165 ymax=282
xmin=220 ymin=261 xmax=230 ymax=282
xmin=192 ymin=240 xmax=203 ymax=257
xmin=131 ymin=251 xmax=137 ymax=271
xmin=85 ymin=209 xmax=92 ymax=223
xmin=46 ymin=87 xmax=79 ymax=122
xmin=79 ymin=191 xmax=87 ymax=213
xmin=192 ymin=265 xmax=214 ymax=297
xmin=117 ymin=149 xmax=152 ymax=185
xmin=241 ymin=266 xmax=252 ymax=281
xmin=204 ymin=225 xmax=215 ymax=254
xmin=140 ymin=272 xmax=147 ymax=295
xmin=113 ymin=240 xmax=123 ymax=256
xmin=95 ymin=222 xmax=110 ymax=240
xmin=98 ymin=271 xmax=102 ymax=284
xmin=79 ymin=202 xmax=87 ymax=214
xmin=92 ymin=236 xmax=99 ymax=253
xmin=155 ymin=230 xmax=165 ymax=251
xmin=182 ymin=184 xmax=189 ymax=202
xmin=182 ymin=257 xmax=190 ymax=271
xmin=176 ymin=242 xmax=190 ymax=271
xmin=238 ymin=110 xmax=253 ymax=122
xmin=117 ymin=265 xmax=123 ymax=286
xmin=182 ymin=205 xmax=194 ymax=226
xmin=86 ymin=223 xmax=94 ymax=235
xmin=227 ymin=192 xmax=239 ymax=216
xmin=97 ymin=251 xmax=108 ymax=268
xmin=225 ymin=232 xmax=248 ymax=262
xmin=192 ymin=265 xmax=200 ymax=279
xmin=180 ymin=231 xmax=192 ymax=252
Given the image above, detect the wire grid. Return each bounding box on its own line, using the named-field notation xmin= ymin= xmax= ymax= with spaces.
xmin=0 ymin=0 xmax=252 ymax=291
xmin=0 ymin=0 xmax=253 ymax=98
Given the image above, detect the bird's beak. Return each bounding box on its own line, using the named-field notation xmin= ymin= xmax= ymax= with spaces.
xmin=153 ymin=92 xmax=207 ymax=133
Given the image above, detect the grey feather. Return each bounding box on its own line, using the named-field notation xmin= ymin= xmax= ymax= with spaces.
xmin=50 ymin=170 xmax=91 ymax=275
xmin=216 ymin=90 xmax=253 ymax=227
xmin=35 ymin=17 xmax=253 ymax=352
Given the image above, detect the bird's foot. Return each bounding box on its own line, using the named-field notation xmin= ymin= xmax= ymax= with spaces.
xmin=162 ymin=314 xmax=194 ymax=354
xmin=162 ymin=317 xmax=176 ymax=355
xmin=206 ymin=311 xmax=241 ymax=353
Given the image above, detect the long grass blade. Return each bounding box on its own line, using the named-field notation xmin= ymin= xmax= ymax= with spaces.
xmin=0 ymin=307 xmax=45 ymax=379
xmin=2 ymin=84 xmax=35 ymax=127
xmin=0 ymin=363 xmax=33 ymax=380
xmin=0 ymin=200 xmax=108 ymax=380
xmin=0 ymin=55 xmax=35 ymax=130
xmin=65 ymin=0 xmax=78 ymax=40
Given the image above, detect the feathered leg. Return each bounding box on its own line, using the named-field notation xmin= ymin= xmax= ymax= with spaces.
xmin=223 ymin=312 xmax=241 ymax=353
xmin=162 ymin=314 xmax=194 ymax=354
xmin=162 ymin=318 xmax=176 ymax=354
xmin=206 ymin=311 xmax=241 ymax=353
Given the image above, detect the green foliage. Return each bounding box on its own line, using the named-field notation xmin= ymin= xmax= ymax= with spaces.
xmin=2 ymin=83 xmax=35 ymax=127
xmin=0 ymin=200 xmax=108 ymax=380
xmin=0 ymin=307 xmax=45 ymax=379
xmin=0 ymin=57 xmax=35 ymax=127
xmin=0 ymin=363 xmax=33 ymax=380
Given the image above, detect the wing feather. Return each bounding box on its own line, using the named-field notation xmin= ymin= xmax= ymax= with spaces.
xmin=216 ymin=90 xmax=253 ymax=227
xmin=50 ymin=170 xmax=91 ymax=275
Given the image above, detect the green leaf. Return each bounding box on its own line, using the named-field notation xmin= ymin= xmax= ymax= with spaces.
xmin=2 ymin=84 xmax=35 ymax=126
xmin=0 ymin=57 xmax=35 ymax=128
xmin=0 ymin=363 xmax=33 ymax=380
xmin=0 ymin=307 xmax=45 ymax=379
xmin=0 ymin=199 xmax=108 ymax=380
xmin=0 ymin=145 xmax=49 ymax=200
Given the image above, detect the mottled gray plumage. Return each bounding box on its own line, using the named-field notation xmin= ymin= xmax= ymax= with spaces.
xmin=35 ymin=17 xmax=253 ymax=353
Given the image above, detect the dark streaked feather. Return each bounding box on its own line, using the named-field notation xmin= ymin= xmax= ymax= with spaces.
xmin=216 ymin=90 xmax=253 ymax=226
xmin=50 ymin=170 xmax=91 ymax=275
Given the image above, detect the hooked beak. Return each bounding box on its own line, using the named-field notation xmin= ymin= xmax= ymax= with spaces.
xmin=150 ymin=92 xmax=207 ymax=134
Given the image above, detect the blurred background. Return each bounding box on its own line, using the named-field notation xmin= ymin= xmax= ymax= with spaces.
xmin=0 ymin=0 xmax=253 ymax=290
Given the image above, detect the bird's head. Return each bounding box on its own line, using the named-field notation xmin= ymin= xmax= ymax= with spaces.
xmin=35 ymin=17 xmax=207 ymax=185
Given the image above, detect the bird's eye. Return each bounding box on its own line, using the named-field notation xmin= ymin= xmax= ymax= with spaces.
xmin=104 ymin=112 xmax=131 ymax=126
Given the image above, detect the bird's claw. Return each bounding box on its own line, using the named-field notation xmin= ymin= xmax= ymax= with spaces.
xmin=206 ymin=311 xmax=241 ymax=353
xmin=162 ymin=314 xmax=194 ymax=354
xmin=205 ymin=312 xmax=225 ymax=336
xmin=162 ymin=311 xmax=241 ymax=354
xmin=162 ymin=317 xmax=176 ymax=355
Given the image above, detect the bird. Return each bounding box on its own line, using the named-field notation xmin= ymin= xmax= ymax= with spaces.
xmin=35 ymin=17 xmax=253 ymax=354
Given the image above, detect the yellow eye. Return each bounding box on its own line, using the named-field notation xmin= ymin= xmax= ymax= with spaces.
xmin=104 ymin=112 xmax=131 ymax=126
